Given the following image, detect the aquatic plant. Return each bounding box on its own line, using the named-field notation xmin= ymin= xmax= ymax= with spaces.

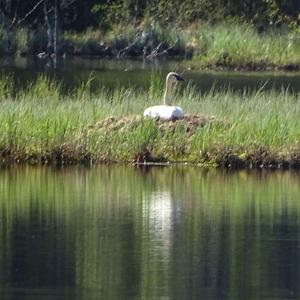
xmin=0 ymin=75 xmax=299 ymax=168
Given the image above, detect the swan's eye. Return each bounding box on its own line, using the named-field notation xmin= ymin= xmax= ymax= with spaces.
xmin=175 ymin=75 xmax=184 ymax=81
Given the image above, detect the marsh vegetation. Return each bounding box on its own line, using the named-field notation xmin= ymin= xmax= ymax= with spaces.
xmin=2 ymin=21 xmax=298 ymax=71
xmin=0 ymin=0 xmax=299 ymax=70
xmin=0 ymin=75 xmax=299 ymax=168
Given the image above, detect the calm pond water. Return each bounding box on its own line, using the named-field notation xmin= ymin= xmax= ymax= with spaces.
xmin=0 ymin=56 xmax=299 ymax=93
xmin=0 ymin=166 xmax=300 ymax=299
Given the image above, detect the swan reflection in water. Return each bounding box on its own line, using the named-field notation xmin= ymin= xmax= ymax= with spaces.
xmin=143 ymin=191 xmax=178 ymax=257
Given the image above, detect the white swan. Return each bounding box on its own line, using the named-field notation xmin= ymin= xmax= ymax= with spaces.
xmin=143 ymin=72 xmax=184 ymax=120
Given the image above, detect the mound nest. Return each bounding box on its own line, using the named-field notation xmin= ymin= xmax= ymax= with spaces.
xmin=88 ymin=113 xmax=222 ymax=134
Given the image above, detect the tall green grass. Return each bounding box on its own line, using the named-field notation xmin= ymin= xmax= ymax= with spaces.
xmin=190 ymin=22 xmax=300 ymax=68
xmin=0 ymin=75 xmax=299 ymax=167
xmin=62 ymin=21 xmax=300 ymax=69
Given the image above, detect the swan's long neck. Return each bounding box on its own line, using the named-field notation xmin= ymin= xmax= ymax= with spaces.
xmin=163 ymin=78 xmax=172 ymax=105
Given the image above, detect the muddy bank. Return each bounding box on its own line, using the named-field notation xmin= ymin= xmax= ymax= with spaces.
xmin=80 ymin=115 xmax=300 ymax=168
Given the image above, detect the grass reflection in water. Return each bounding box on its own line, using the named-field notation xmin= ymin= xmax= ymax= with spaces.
xmin=0 ymin=166 xmax=299 ymax=299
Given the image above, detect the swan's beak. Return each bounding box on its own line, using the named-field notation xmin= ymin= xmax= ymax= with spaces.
xmin=175 ymin=75 xmax=184 ymax=81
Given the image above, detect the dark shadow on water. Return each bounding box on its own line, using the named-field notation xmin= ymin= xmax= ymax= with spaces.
xmin=0 ymin=57 xmax=299 ymax=95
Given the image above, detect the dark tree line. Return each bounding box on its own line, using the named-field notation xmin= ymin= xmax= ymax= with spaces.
xmin=0 ymin=0 xmax=298 ymax=54
xmin=0 ymin=0 xmax=299 ymax=29
xmin=0 ymin=0 xmax=98 ymax=30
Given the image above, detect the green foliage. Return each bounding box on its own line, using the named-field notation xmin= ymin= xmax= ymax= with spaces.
xmin=0 ymin=75 xmax=299 ymax=167
xmin=192 ymin=22 xmax=300 ymax=68
xmin=90 ymin=0 xmax=300 ymax=30
xmin=92 ymin=1 xmax=131 ymax=29
xmin=0 ymin=0 xmax=298 ymax=62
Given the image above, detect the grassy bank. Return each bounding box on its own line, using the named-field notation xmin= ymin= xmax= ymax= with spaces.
xmin=9 ymin=22 xmax=300 ymax=71
xmin=189 ymin=22 xmax=300 ymax=71
xmin=57 ymin=22 xmax=300 ymax=71
xmin=0 ymin=75 xmax=300 ymax=168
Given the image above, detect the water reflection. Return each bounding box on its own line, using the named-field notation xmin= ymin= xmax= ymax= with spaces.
xmin=0 ymin=167 xmax=300 ymax=299
xmin=0 ymin=57 xmax=299 ymax=94
xmin=146 ymin=191 xmax=173 ymax=253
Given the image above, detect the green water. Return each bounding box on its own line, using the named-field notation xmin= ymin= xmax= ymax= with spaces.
xmin=1 ymin=57 xmax=299 ymax=93
xmin=0 ymin=166 xmax=300 ymax=299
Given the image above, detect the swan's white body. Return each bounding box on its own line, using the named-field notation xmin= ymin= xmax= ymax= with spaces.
xmin=143 ymin=72 xmax=184 ymax=120
xmin=143 ymin=105 xmax=184 ymax=120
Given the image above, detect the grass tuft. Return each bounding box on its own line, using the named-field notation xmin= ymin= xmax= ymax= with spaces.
xmin=0 ymin=75 xmax=299 ymax=168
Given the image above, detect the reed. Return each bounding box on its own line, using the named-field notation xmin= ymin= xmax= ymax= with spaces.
xmin=62 ymin=21 xmax=300 ymax=70
xmin=191 ymin=22 xmax=300 ymax=69
xmin=0 ymin=75 xmax=299 ymax=168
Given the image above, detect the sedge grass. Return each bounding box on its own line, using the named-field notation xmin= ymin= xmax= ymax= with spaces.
xmin=0 ymin=75 xmax=299 ymax=168
xmin=191 ymin=22 xmax=300 ymax=69
xmin=61 ymin=21 xmax=300 ymax=70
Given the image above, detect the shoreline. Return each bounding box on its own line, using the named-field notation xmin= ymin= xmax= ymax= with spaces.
xmin=18 ymin=53 xmax=300 ymax=72
xmin=3 ymin=52 xmax=299 ymax=73
xmin=3 ymin=21 xmax=298 ymax=73
xmin=1 ymin=113 xmax=300 ymax=170
xmin=2 ymin=146 xmax=300 ymax=170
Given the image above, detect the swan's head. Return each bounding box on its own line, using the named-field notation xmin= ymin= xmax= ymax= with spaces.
xmin=166 ymin=72 xmax=184 ymax=84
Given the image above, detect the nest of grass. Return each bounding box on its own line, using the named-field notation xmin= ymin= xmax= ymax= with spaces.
xmin=88 ymin=113 xmax=221 ymax=134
